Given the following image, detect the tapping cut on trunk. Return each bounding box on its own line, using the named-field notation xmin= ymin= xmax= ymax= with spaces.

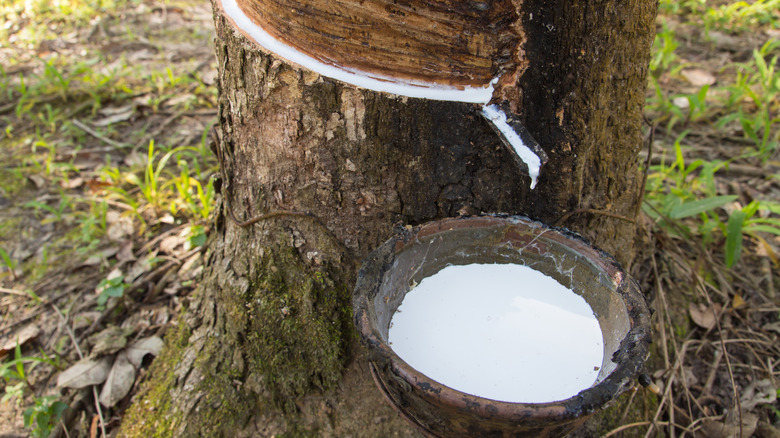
xmin=236 ymin=0 xmax=522 ymax=88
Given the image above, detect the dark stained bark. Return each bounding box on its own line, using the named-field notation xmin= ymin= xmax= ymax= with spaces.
xmin=120 ymin=1 xmax=656 ymax=436
xmin=516 ymin=0 xmax=656 ymax=257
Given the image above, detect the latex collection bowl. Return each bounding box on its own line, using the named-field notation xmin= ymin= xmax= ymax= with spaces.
xmin=353 ymin=215 xmax=652 ymax=438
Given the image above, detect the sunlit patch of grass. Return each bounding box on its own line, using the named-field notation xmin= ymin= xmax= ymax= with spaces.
xmin=646 ymin=25 xmax=779 ymax=158
xmin=0 ymin=1 xmax=217 ymax=435
xmin=100 ymin=139 xmax=217 ymax=231
xmin=0 ymin=0 xmax=142 ymax=46
xmin=644 ymin=132 xmax=730 ymax=240
xmin=659 ymin=0 xmax=780 ymax=33
xmin=644 ymin=140 xmax=780 ymax=266
xmin=703 ymin=0 xmax=780 ymax=33
xmin=645 ymin=4 xmax=780 ymax=269
xmin=717 ymin=40 xmax=780 ymax=161
xmin=1 ymin=0 xmax=217 ymax=271
xmin=0 ymin=167 xmax=28 ymax=197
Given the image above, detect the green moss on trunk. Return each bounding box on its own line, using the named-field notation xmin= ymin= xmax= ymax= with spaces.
xmin=120 ymin=233 xmax=355 ymax=437
xmin=212 ymin=241 xmax=353 ymax=412
xmin=119 ymin=321 xmax=191 ymax=437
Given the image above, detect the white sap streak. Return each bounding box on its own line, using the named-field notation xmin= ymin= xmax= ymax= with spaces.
xmin=480 ymin=104 xmax=542 ymax=189
xmin=220 ymin=0 xmax=494 ymax=103
xmin=388 ymin=263 xmax=603 ymax=404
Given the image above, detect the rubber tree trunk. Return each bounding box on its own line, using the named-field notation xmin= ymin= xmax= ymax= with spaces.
xmin=120 ymin=0 xmax=656 ymax=436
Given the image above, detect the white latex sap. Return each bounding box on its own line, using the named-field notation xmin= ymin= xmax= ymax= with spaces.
xmin=388 ymin=263 xmax=604 ymax=403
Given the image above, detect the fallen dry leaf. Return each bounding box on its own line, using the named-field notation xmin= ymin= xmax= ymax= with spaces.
xmin=60 ymin=177 xmax=84 ymax=189
xmin=756 ymin=422 xmax=780 ymax=438
xmin=117 ymin=240 xmax=136 ymax=263
xmin=82 ymin=246 xmax=120 ymax=267
xmin=681 ymin=366 xmax=698 ymax=388
xmin=126 ymin=336 xmax=164 ymax=367
xmin=0 ymin=324 xmax=41 ymax=355
xmin=740 ymin=379 xmax=776 ymax=410
xmin=126 ymin=252 xmax=156 ymax=283
xmin=89 ymin=325 xmax=133 ymax=356
xmin=700 ymin=410 xmax=758 ymax=438
xmin=159 ymin=234 xmax=186 ymax=255
xmin=123 ymin=150 xmax=145 ymax=167
xmin=99 ymin=351 xmax=135 ymax=408
xmin=672 ymin=96 xmax=690 ymax=109
xmin=681 ymin=68 xmax=716 ymax=86
xmin=159 ymin=213 xmax=175 ymax=225
xmin=92 ymin=105 xmax=135 ymax=127
xmin=763 ymin=322 xmax=780 ymax=335
xmin=163 ymin=93 xmax=195 ymax=108
xmin=164 ymin=283 xmax=182 ymax=296
xmin=689 ymin=302 xmax=722 ymax=330
xmin=106 ymin=213 xmax=134 ymax=242
xmin=27 ymin=174 xmax=46 ymax=189
xmin=85 ymin=179 xmax=113 ymax=193
xmin=98 ymin=104 xmax=134 ymax=117
xmin=57 ymin=357 xmax=112 ymax=389
xmin=73 ymin=153 xmax=108 ymax=171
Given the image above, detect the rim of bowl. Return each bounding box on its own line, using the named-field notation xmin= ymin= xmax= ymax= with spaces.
xmin=354 ymin=215 xmax=652 ymax=422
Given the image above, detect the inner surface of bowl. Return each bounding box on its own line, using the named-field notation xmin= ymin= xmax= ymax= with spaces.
xmin=372 ymin=218 xmax=630 ymax=384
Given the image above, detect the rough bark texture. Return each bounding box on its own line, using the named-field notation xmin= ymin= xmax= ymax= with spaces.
xmin=120 ymin=1 xmax=656 ymax=436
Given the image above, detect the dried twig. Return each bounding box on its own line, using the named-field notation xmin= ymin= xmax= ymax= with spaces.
xmin=0 ymin=287 xmax=33 ymax=298
xmin=693 ymin=274 xmax=743 ymax=438
xmin=701 ymin=348 xmax=722 ymax=398
xmin=619 ymin=388 xmax=639 ymax=423
xmin=635 ymin=118 xmax=657 ymax=219
xmin=72 ymin=119 xmax=131 ymax=149
xmin=760 ymin=257 xmax=775 ymax=299
xmin=51 ymin=304 xmax=107 ymax=438
xmin=133 ymin=110 xmax=185 ymax=150
xmin=644 ymin=341 xmax=693 ymax=438
xmin=0 ymin=288 xmax=73 ymax=338
xmin=606 ymin=420 xmax=697 ymax=437
xmin=136 ymin=224 xmax=189 ymax=255
xmin=651 ymin=252 xmax=671 ymax=369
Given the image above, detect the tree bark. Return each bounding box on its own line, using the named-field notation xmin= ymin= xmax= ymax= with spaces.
xmin=120 ymin=1 xmax=656 ymax=436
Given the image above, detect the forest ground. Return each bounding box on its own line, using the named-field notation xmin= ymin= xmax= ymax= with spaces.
xmin=0 ymin=0 xmax=778 ymax=437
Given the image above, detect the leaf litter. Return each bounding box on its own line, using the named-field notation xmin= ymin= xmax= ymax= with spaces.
xmin=57 ymin=358 xmax=112 ymax=389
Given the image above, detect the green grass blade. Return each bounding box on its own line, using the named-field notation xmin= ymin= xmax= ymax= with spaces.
xmin=0 ymin=247 xmax=15 ymax=271
xmin=726 ymin=210 xmax=746 ymax=267
xmin=14 ymin=342 xmax=25 ymax=380
xmin=668 ymin=195 xmax=738 ymax=219
xmin=746 ymin=224 xmax=780 ymax=236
